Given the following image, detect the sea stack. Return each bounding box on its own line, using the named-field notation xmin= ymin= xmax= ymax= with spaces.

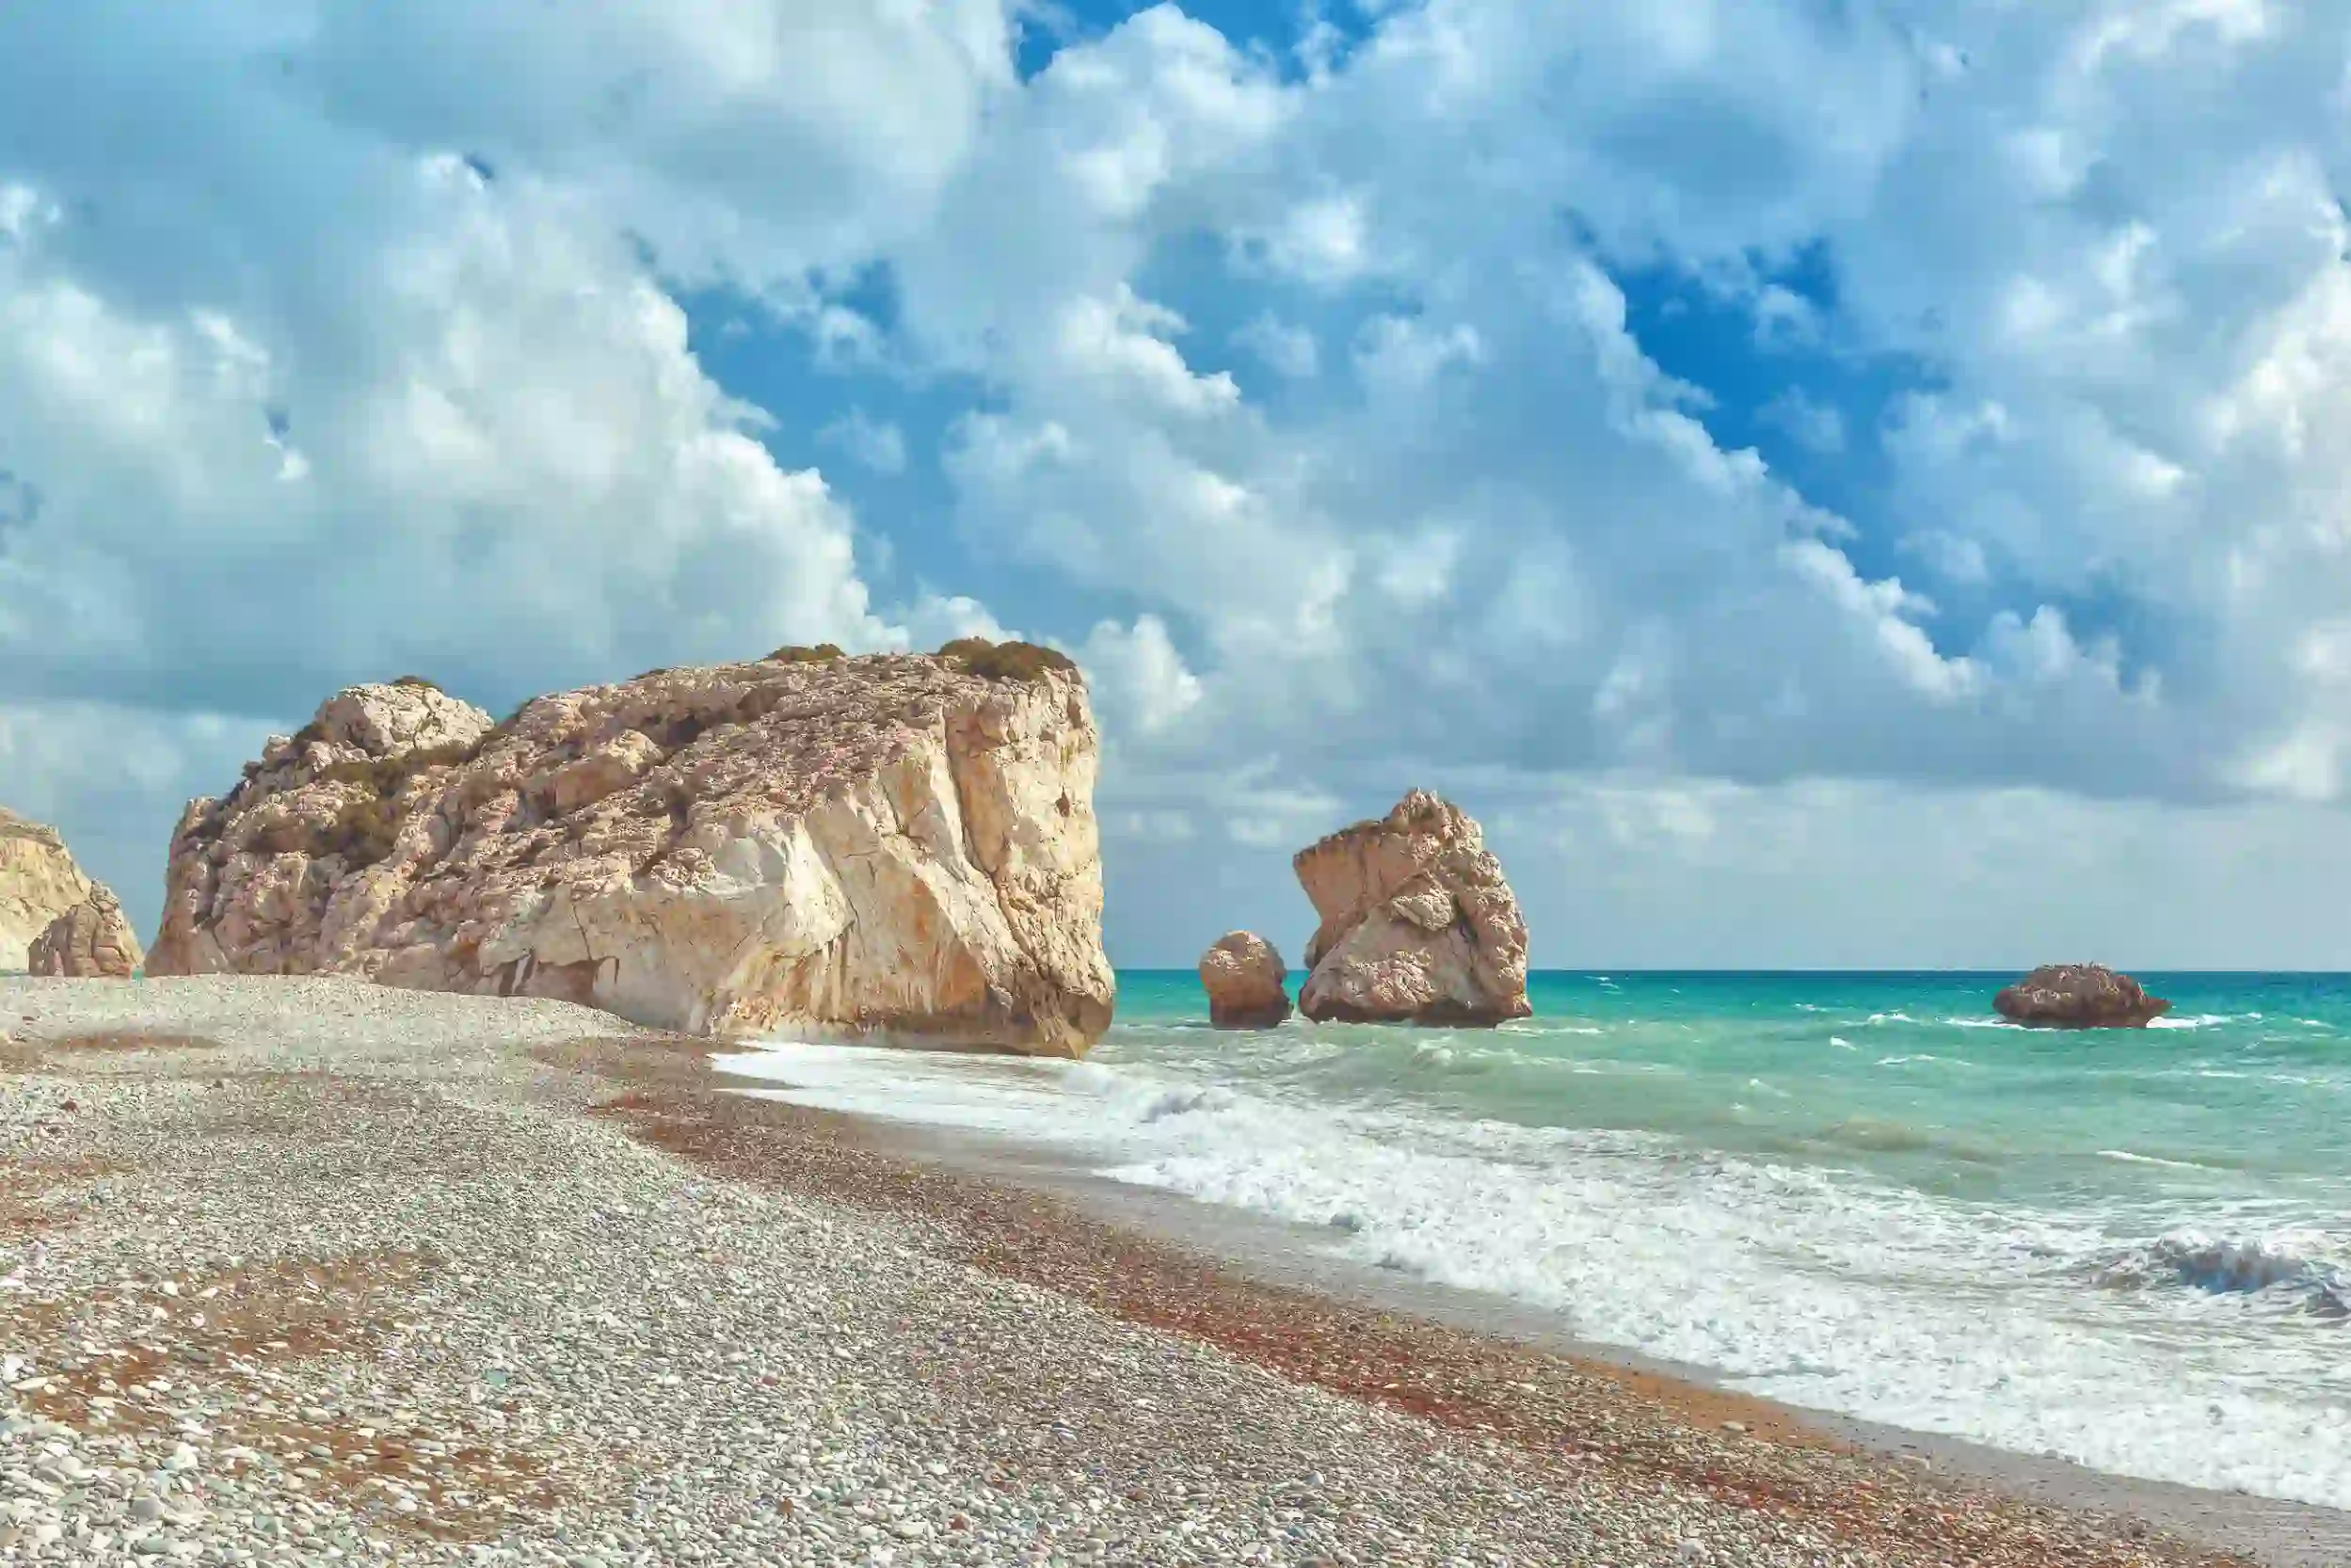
xmin=1292 ymin=790 xmax=1530 ymax=1026
xmin=1198 ymin=931 xmax=1291 ymax=1029
xmin=148 ymin=646 xmax=1116 ymax=1055
xmin=1993 ymin=964 xmax=2170 ymax=1029
xmin=27 ymin=884 xmax=144 ymax=978
xmin=0 ymin=806 xmax=99 ymax=971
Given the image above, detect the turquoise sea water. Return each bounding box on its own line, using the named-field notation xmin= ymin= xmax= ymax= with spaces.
xmin=724 ymin=971 xmax=2351 ymax=1508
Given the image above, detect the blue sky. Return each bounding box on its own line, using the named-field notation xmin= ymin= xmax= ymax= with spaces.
xmin=9 ymin=0 xmax=2351 ymax=967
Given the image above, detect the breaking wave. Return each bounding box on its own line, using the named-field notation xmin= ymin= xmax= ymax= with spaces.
xmin=2093 ymin=1230 xmax=2350 ymax=1320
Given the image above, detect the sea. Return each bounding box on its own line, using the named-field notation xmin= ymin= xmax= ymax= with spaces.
xmin=718 ymin=971 xmax=2351 ymax=1511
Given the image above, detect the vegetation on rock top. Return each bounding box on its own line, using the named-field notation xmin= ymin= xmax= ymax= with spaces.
xmin=936 ymin=637 xmax=1079 ymax=682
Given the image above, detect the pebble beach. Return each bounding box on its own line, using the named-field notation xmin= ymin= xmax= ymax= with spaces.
xmin=0 ymin=976 xmax=2308 ymax=1567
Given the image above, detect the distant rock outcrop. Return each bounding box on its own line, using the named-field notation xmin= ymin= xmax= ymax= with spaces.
xmin=27 ymin=885 xmax=143 ymax=978
xmin=1 ymin=808 xmax=95 ymax=971
xmin=1293 ymin=791 xmax=1530 ymax=1027
xmin=1993 ymin=964 xmax=2170 ymax=1029
xmin=148 ymin=648 xmax=1116 ymax=1054
xmin=1198 ymin=932 xmax=1291 ymax=1029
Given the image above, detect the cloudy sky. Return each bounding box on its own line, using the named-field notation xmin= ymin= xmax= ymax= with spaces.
xmin=7 ymin=0 xmax=2351 ymax=968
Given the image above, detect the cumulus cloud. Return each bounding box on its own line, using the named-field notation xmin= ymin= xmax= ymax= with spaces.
xmin=0 ymin=4 xmax=997 ymax=931
xmin=1758 ymin=386 xmax=1847 ymax=454
xmin=1231 ymin=312 xmax=1320 ymax=378
xmin=817 ymin=408 xmax=910 ymax=474
xmin=0 ymin=157 xmax=893 ymax=720
xmin=297 ymin=0 xmax=1018 ymax=290
xmin=0 ymin=699 xmax=280 ymax=922
xmin=901 ymin=0 xmax=2351 ymax=815
xmin=11 ymin=0 xmax=2351 ymax=959
xmin=1080 ymin=616 xmax=1204 ymax=738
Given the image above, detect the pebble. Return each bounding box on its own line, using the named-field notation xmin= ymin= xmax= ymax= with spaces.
xmin=0 ymin=976 xmax=2218 ymax=1568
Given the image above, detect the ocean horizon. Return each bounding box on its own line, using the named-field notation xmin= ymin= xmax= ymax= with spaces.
xmin=725 ymin=967 xmax=2351 ymax=1512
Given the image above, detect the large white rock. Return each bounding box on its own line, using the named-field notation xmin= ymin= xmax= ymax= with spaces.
xmin=1293 ymin=790 xmax=1530 ymax=1026
xmin=0 ymin=808 xmax=95 ymax=971
xmin=149 ymin=652 xmax=1116 ymax=1054
xmin=27 ymin=884 xmax=144 ymax=978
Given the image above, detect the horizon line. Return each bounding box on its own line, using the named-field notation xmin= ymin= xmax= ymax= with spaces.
xmin=1106 ymin=965 xmax=2351 ymax=977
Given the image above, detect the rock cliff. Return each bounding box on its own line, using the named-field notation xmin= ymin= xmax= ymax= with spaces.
xmin=1198 ymin=931 xmax=1290 ymax=1029
xmin=1293 ymin=791 xmax=1530 ymax=1026
xmin=0 ymin=808 xmax=94 ymax=971
xmin=1992 ymin=964 xmax=2170 ymax=1029
xmin=27 ymin=884 xmax=144 ymax=978
xmin=149 ymin=649 xmax=1116 ymax=1054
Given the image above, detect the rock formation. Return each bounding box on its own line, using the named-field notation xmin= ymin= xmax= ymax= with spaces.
xmin=1292 ymin=791 xmax=1530 ymax=1026
xmin=1 ymin=808 xmax=96 ymax=971
xmin=1992 ymin=964 xmax=2170 ymax=1029
xmin=149 ymin=648 xmax=1116 ymax=1054
xmin=1198 ymin=932 xmax=1291 ymax=1029
xmin=26 ymin=885 xmax=143 ymax=978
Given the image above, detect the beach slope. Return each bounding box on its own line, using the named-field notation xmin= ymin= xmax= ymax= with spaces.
xmin=0 ymin=977 xmax=2297 ymax=1566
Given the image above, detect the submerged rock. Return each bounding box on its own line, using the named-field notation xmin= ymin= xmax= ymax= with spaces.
xmin=1992 ymin=964 xmax=2170 ymax=1029
xmin=1198 ymin=931 xmax=1290 ymax=1029
xmin=27 ymin=884 xmax=143 ymax=978
xmin=1292 ymin=790 xmax=1530 ymax=1027
xmin=0 ymin=808 xmax=97 ymax=971
xmin=148 ymin=648 xmax=1115 ymax=1054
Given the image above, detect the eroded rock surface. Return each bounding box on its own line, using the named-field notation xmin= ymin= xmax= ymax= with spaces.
xmin=1293 ymin=791 xmax=1530 ymax=1027
xmin=149 ymin=652 xmax=1115 ymax=1054
xmin=27 ymin=885 xmax=143 ymax=978
xmin=1198 ymin=931 xmax=1290 ymax=1029
xmin=1993 ymin=964 xmax=2170 ymax=1029
xmin=1 ymin=808 xmax=94 ymax=971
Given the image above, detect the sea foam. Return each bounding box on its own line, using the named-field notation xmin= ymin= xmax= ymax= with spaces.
xmin=720 ymin=1036 xmax=2351 ymax=1510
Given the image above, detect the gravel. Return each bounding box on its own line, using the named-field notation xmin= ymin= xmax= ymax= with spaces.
xmin=0 ymin=976 xmax=2260 ymax=1567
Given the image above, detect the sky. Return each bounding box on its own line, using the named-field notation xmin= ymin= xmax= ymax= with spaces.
xmin=8 ymin=0 xmax=2351 ymax=969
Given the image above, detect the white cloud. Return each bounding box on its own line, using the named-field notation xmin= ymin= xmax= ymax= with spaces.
xmin=0 ymin=159 xmax=894 ymax=713
xmin=299 ymin=0 xmax=1019 ymax=290
xmin=1241 ymin=191 xmax=1375 ymax=285
xmin=1053 ymin=286 xmax=1241 ymax=416
xmin=891 ymin=593 xmax=1013 ymax=650
xmin=817 ymin=408 xmax=910 ymax=473
xmin=1487 ymin=773 xmax=2351 ymax=969
xmin=1231 ymin=312 xmax=1320 ymax=377
xmin=1757 ymin=386 xmax=1847 ymax=454
xmin=1899 ymin=529 xmax=1992 ymax=586
xmin=0 ymin=699 xmax=281 ymax=937
xmin=1373 ymin=526 xmax=1462 ymax=607
xmin=1751 ymin=284 xmax=1825 ymax=349
xmin=1080 ymin=616 xmax=1204 ymax=738
xmin=1779 ymin=538 xmax=1977 ymax=704
xmin=16 ymin=0 xmax=2351 ymax=961
xmin=1351 ymin=313 xmax=1486 ymax=392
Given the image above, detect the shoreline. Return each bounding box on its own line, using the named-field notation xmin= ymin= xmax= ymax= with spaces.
xmin=779 ymin=1093 xmax=2351 ymax=1568
xmin=696 ymin=1053 xmax=2351 ymax=1568
xmin=0 ymin=975 xmax=2328 ymax=1567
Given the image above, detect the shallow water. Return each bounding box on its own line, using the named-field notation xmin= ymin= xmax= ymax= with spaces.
xmin=722 ymin=971 xmax=2351 ymax=1510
